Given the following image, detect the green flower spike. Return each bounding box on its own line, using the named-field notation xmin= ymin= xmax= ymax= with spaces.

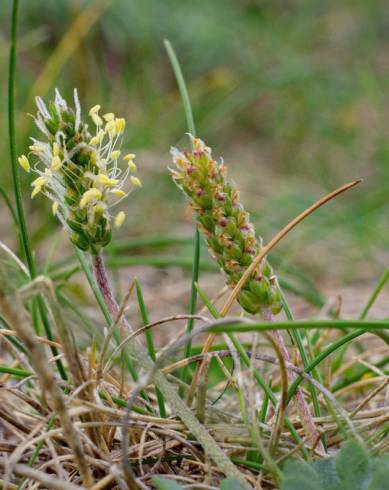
xmin=170 ymin=134 xmax=282 ymax=316
xmin=19 ymin=89 xmax=141 ymax=254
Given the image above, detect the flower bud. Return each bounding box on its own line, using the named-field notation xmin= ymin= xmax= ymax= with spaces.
xmin=170 ymin=135 xmax=282 ymax=316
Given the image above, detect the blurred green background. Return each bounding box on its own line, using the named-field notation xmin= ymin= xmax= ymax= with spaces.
xmin=1 ymin=0 xmax=388 ymax=288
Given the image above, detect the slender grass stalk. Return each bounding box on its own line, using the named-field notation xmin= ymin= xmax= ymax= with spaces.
xmin=0 ymin=186 xmax=18 ymax=230
xmin=7 ymin=0 xmax=66 ymax=379
xmin=359 ymin=268 xmax=389 ymax=319
xmin=208 ymin=319 xmax=389 ymax=334
xmin=0 ymin=316 xmax=28 ymax=355
xmin=8 ymin=0 xmax=34 ymax=273
xmin=332 ymin=268 xmax=389 ymax=372
xmin=135 ymin=278 xmax=166 ymax=417
xmin=164 ymin=39 xmax=201 ymax=395
xmin=0 ymin=365 xmax=31 ymax=377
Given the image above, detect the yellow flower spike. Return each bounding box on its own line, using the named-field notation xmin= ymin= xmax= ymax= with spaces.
xmin=18 ymin=155 xmax=30 ymax=173
xmin=52 ymin=201 xmax=59 ymax=216
xmin=115 ymin=118 xmax=126 ymax=134
xmin=89 ymin=104 xmax=101 ymax=115
xmin=130 ymin=176 xmax=142 ymax=187
xmin=110 ymin=189 xmax=126 ymax=198
xmin=79 ymin=188 xmax=102 ymax=208
xmin=91 ymin=113 xmax=103 ymax=126
xmin=103 ymin=112 xmax=114 ymax=122
xmin=51 ymin=156 xmax=62 ymax=171
xmin=26 ymin=91 xmax=139 ymax=252
xmin=123 ymin=153 xmax=136 ymax=161
xmin=96 ymin=174 xmax=119 ymax=187
xmin=114 ymin=211 xmax=126 ymax=228
xmin=110 ymin=150 xmax=121 ymax=160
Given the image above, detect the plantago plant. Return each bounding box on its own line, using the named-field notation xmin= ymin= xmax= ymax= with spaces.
xmin=3 ymin=3 xmax=388 ymax=485
xmin=170 ymin=134 xmax=322 ymax=450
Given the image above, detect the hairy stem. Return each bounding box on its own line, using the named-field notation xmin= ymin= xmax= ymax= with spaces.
xmin=91 ymin=253 xmax=249 ymax=487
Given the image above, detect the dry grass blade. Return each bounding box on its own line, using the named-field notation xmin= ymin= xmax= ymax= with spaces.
xmin=0 ymin=459 xmax=84 ymax=490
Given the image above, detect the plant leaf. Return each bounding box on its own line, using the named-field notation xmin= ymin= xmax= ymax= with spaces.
xmin=281 ymin=460 xmax=321 ymax=490
xmin=313 ymin=457 xmax=342 ymax=490
xmin=220 ymin=478 xmax=249 ymax=490
xmin=335 ymin=441 xmax=371 ymax=490
xmin=153 ymin=477 xmax=185 ymax=490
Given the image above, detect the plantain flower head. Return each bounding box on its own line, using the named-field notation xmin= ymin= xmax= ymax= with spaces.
xmin=19 ymin=89 xmax=140 ymax=254
xmin=170 ymin=135 xmax=282 ymax=315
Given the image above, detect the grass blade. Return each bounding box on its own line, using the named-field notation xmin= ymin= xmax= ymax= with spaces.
xmin=164 ymin=39 xmax=201 ymax=394
xmin=7 ymin=0 xmax=66 ymax=380
xmin=135 ymin=278 xmax=166 ymax=417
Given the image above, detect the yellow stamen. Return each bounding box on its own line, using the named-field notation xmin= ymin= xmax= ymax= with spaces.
xmin=91 ymin=113 xmax=103 ymax=126
xmin=52 ymin=142 xmax=60 ymax=156
xmin=115 ymin=118 xmax=126 ymax=134
xmin=114 ymin=211 xmax=126 ymax=228
xmin=18 ymin=155 xmax=30 ymax=173
xmin=89 ymin=104 xmax=101 ymax=115
xmin=29 ymin=145 xmax=44 ymax=153
xmin=105 ymin=120 xmax=116 ymax=134
xmin=51 ymin=156 xmax=62 ymax=171
xmin=130 ymin=176 xmax=142 ymax=187
xmin=31 ymin=176 xmax=48 ymax=188
xmin=93 ymin=203 xmax=105 ymax=215
xmin=110 ymin=189 xmax=126 ymax=198
xmin=89 ymin=136 xmax=100 ymax=146
xmin=79 ymin=188 xmax=102 ymax=208
xmin=52 ymin=201 xmax=59 ymax=216
xmin=128 ymin=161 xmax=137 ymax=172
xmin=103 ymin=112 xmax=115 ymax=122
xmin=31 ymin=185 xmax=43 ymax=198
xmin=110 ymin=150 xmax=121 ymax=160
xmin=123 ymin=153 xmax=136 ymax=161
xmin=96 ymin=174 xmax=119 ymax=187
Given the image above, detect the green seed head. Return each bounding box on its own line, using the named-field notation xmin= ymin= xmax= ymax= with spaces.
xmin=170 ymin=135 xmax=282 ymax=316
xmin=19 ymin=90 xmax=141 ymax=254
